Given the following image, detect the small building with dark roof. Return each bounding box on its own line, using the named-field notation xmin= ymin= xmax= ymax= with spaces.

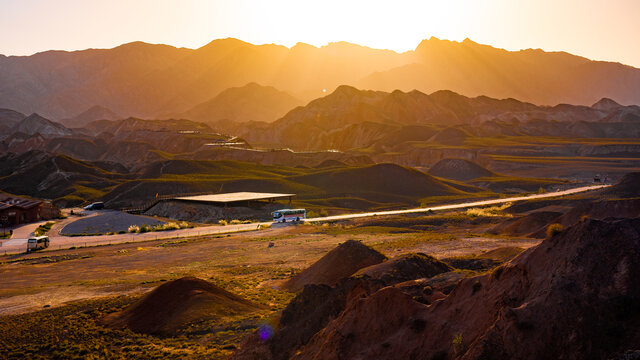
xmin=0 ymin=193 xmax=60 ymax=226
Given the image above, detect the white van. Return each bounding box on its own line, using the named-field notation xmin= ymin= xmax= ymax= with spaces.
xmin=27 ymin=236 xmax=49 ymax=252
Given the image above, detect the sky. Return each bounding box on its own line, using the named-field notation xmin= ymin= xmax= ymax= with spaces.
xmin=1 ymin=0 xmax=639 ymax=68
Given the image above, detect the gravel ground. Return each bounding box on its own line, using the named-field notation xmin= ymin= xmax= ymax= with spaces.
xmin=60 ymin=211 xmax=167 ymax=235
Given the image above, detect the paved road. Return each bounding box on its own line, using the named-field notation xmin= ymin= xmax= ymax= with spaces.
xmin=0 ymin=184 xmax=608 ymax=254
xmin=305 ymin=184 xmax=610 ymax=222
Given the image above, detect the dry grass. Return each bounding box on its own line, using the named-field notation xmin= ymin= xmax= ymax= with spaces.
xmin=0 ymin=212 xmax=541 ymax=358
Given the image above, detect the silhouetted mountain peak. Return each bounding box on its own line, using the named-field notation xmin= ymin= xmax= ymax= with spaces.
xmin=462 ymin=38 xmax=478 ymax=45
xmin=592 ymin=97 xmax=622 ymax=111
xmin=198 ymin=37 xmax=250 ymax=51
xmin=331 ymin=85 xmax=361 ymax=97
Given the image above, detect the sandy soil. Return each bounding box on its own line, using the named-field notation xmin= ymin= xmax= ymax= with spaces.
xmin=0 ymin=216 xmax=540 ymax=316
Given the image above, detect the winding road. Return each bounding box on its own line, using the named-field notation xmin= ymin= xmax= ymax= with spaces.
xmin=0 ymin=184 xmax=608 ymax=254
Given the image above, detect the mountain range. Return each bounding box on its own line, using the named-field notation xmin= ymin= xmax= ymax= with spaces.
xmin=234 ymin=85 xmax=640 ymax=150
xmin=2 ymin=37 xmax=640 ymax=121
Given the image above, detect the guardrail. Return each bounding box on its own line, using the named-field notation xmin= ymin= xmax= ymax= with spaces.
xmin=120 ymin=192 xmax=212 ymax=214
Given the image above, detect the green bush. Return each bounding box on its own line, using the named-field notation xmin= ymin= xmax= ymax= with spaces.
xmin=34 ymin=222 xmax=55 ymax=236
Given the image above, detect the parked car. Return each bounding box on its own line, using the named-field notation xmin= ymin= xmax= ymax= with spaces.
xmin=84 ymin=202 xmax=104 ymax=211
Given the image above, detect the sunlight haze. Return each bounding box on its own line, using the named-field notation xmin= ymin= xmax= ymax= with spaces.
xmin=1 ymin=0 xmax=639 ymax=68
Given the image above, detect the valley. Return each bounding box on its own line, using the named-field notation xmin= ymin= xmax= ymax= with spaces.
xmin=1 ymin=23 xmax=640 ymax=359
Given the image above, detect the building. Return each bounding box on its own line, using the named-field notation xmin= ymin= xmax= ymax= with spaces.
xmin=0 ymin=193 xmax=60 ymax=226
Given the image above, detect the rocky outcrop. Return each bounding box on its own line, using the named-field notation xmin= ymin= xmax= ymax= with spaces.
xmin=285 ymin=218 xmax=640 ymax=359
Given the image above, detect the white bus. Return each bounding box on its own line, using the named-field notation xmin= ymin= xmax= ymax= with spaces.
xmin=27 ymin=236 xmax=49 ymax=252
xmin=272 ymin=209 xmax=306 ymax=223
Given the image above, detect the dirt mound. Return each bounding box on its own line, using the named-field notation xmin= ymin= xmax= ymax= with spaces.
xmin=428 ymin=158 xmax=495 ymax=181
xmin=281 ymin=240 xmax=386 ymax=292
xmin=283 ymin=218 xmax=640 ymax=360
xmin=603 ymin=172 xmax=640 ymax=198
xmin=488 ymin=211 xmax=562 ymax=237
xmin=354 ymin=253 xmax=452 ymax=285
xmin=104 ymin=277 xmax=262 ymax=334
xmin=235 ymin=253 xmax=456 ymax=360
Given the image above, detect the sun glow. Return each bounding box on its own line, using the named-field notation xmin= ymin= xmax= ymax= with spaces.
xmin=0 ymin=0 xmax=639 ymax=67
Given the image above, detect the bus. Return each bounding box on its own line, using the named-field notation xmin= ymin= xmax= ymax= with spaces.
xmin=27 ymin=236 xmax=49 ymax=252
xmin=272 ymin=209 xmax=306 ymax=223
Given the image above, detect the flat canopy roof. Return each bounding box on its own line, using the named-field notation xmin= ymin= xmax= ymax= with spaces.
xmin=174 ymin=192 xmax=295 ymax=204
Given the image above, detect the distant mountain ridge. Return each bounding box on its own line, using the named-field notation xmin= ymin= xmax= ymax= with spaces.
xmin=62 ymin=105 xmax=122 ymax=128
xmin=176 ymin=82 xmax=303 ymax=124
xmin=10 ymin=113 xmax=72 ymax=137
xmin=1 ymin=37 xmax=640 ymax=119
xmin=240 ymin=85 xmax=640 ymax=150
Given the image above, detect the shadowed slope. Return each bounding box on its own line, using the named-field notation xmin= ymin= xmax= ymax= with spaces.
xmin=289 ymin=218 xmax=640 ymax=359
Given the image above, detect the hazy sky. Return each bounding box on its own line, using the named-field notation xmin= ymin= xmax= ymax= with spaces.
xmin=1 ymin=0 xmax=639 ymax=67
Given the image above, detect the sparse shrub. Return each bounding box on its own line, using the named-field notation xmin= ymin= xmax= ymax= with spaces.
xmin=229 ymin=219 xmax=252 ymax=225
xmin=178 ymin=221 xmax=193 ymax=229
xmin=218 ymin=220 xmax=228 ymax=226
xmin=546 ymin=223 xmax=564 ymax=238
xmin=127 ymin=225 xmax=140 ymax=233
xmin=258 ymin=223 xmax=271 ymax=230
xmin=139 ymin=225 xmax=151 ymax=233
xmin=581 ymin=215 xmax=589 ymax=222
xmin=452 ymin=333 xmax=465 ymax=355
xmin=537 ymin=187 xmax=546 ymax=194
xmin=163 ymin=223 xmax=180 ymax=231
xmin=466 ymin=203 xmax=511 ymax=218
